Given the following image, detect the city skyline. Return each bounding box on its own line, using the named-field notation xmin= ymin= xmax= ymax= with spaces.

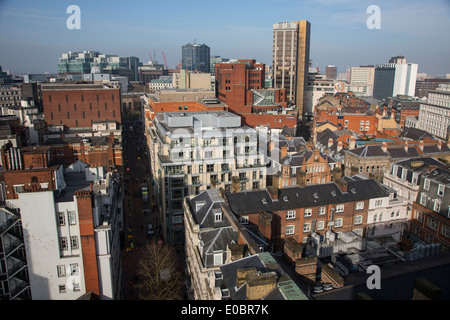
xmin=0 ymin=0 xmax=449 ymax=76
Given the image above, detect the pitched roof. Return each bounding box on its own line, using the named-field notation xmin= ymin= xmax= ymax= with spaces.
xmin=225 ymin=179 xmax=389 ymax=215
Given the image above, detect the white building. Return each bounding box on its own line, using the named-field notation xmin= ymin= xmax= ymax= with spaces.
xmin=148 ymin=111 xmax=267 ymax=244
xmin=366 ymin=184 xmax=409 ymax=242
xmin=305 ymin=73 xmax=335 ymax=114
xmin=417 ymin=84 xmax=450 ymax=140
xmin=350 ymin=66 xmax=375 ymax=86
xmin=373 ymin=59 xmax=418 ymax=100
xmin=6 ymin=169 xmax=123 ymax=300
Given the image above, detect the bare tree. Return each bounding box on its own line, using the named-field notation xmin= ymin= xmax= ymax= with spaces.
xmin=134 ymin=241 xmax=184 ymax=300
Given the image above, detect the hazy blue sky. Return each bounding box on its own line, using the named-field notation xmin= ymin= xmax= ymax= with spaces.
xmin=1 ymin=0 xmax=449 ymax=76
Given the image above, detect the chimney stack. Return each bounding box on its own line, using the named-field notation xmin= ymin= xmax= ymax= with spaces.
xmin=349 ymin=136 xmax=356 ymax=149
xmin=328 ymin=138 xmax=333 ymax=149
xmin=381 ymin=141 xmax=387 ymax=153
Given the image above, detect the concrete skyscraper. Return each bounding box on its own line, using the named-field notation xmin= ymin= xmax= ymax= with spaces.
xmin=272 ymin=20 xmax=311 ymax=119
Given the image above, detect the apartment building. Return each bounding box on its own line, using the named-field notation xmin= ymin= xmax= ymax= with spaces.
xmin=225 ymin=179 xmax=391 ymax=253
xmin=183 ymin=189 xmax=263 ymax=300
xmin=5 ymin=169 xmax=123 ymax=300
xmin=416 ymin=84 xmax=450 ymax=140
xmin=0 ymin=205 xmax=31 ymax=300
xmin=383 ymin=157 xmax=445 ymax=208
xmin=148 ymin=111 xmax=267 ymax=244
xmin=411 ymin=167 xmax=450 ymax=253
xmin=344 ymin=140 xmax=450 ymax=182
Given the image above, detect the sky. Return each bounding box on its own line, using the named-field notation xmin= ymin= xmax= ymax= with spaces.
xmin=0 ymin=0 xmax=449 ymax=76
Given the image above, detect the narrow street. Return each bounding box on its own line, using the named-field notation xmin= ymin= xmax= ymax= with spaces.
xmin=120 ymin=118 xmax=161 ymax=299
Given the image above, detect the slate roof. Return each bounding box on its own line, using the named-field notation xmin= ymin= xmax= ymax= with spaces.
xmin=219 ymin=252 xmax=308 ymax=300
xmin=225 ymin=179 xmax=389 ymax=215
xmin=347 ymin=142 xmax=450 ymax=160
xmin=188 ymin=189 xmax=238 ymax=268
xmin=401 ymin=127 xmax=433 ymax=140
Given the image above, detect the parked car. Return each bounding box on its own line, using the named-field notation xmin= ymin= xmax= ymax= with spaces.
xmin=147 ymin=224 xmax=154 ymax=236
xmin=313 ymin=285 xmax=324 ymax=294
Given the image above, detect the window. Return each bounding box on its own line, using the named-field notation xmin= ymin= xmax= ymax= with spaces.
xmin=438 ymin=184 xmax=445 ymax=196
xmin=354 ymin=215 xmax=363 ymax=225
xmin=59 ymin=285 xmax=66 ymax=294
xmin=286 ymin=225 xmax=295 ymax=235
xmin=420 ymin=193 xmax=427 ymax=206
xmin=374 ymin=199 xmax=383 ymax=207
xmin=57 ymin=265 xmax=66 ymax=277
xmin=317 ymin=220 xmax=325 ymax=230
xmin=336 ymin=204 xmax=344 ymax=213
xmin=71 ymin=236 xmax=79 ymax=250
xmin=60 ymin=237 xmax=68 ymax=251
xmin=239 ymin=216 xmax=249 ymax=224
xmin=213 ymin=253 xmax=223 ymax=266
xmin=287 ymin=210 xmax=296 ymax=219
xmin=335 ymin=218 xmax=343 ymax=227
xmin=441 ymin=225 xmax=450 ymax=238
xmin=415 ymin=211 xmax=423 ymax=223
xmin=318 ymin=207 xmax=326 ymax=215
xmin=57 ymin=212 xmax=65 ymax=226
xmin=207 ymin=164 xmax=214 ymax=173
xmin=433 ymin=200 xmax=441 ymax=213
xmin=199 ymin=165 xmax=203 ymax=173
xmin=303 ymin=223 xmax=311 ymax=232
xmin=70 ymin=263 xmax=79 ymax=275
xmin=304 ymin=208 xmax=312 ymax=217
xmin=214 ymin=211 xmax=223 ymax=222
xmin=424 ymin=178 xmax=430 ymax=190
xmin=356 ymin=202 xmax=364 ymax=210
xmin=427 ymin=217 xmax=438 ymax=231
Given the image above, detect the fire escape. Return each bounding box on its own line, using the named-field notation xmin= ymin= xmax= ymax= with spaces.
xmin=0 ymin=206 xmax=31 ymax=300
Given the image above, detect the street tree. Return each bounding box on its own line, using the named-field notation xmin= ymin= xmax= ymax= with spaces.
xmin=134 ymin=241 xmax=184 ymax=300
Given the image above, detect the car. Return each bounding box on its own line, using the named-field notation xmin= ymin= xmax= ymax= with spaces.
xmin=313 ymin=285 xmax=324 ymax=294
xmin=323 ymin=283 xmax=333 ymax=291
xmin=147 ymin=224 xmax=154 ymax=236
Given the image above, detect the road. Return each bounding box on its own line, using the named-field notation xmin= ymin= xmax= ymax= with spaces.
xmin=121 ymin=119 xmax=161 ymax=299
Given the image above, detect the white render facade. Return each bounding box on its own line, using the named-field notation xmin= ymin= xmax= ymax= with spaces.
xmin=417 ymin=85 xmax=450 ymax=140
xmin=149 ymin=111 xmax=267 ymax=244
xmin=6 ymin=169 xmax=123 ymax=300
xmin=366 ymin=187 xmax=409 ymax=242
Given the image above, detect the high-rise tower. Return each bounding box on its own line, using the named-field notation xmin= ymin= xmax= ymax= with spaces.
xmin=272 ymin=20 xmax=310 ymax=119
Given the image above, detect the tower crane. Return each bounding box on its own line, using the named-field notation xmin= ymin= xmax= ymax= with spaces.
xmin=162 ymin=52 xmax=168 ymax=69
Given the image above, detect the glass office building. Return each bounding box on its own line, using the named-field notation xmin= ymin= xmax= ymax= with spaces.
xmin=182 ymin=43 xmax=210 ymax=73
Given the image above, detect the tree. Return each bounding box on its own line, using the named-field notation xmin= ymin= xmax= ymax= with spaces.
xmin=134 ymin=241 xmax=184 ymax=300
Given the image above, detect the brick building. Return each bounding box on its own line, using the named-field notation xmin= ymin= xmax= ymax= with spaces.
xmin=0 ymin=144 xmax=66 ymax=200
xmin=215 ymin=60 xmax=296 ymax=129
xmin=45 ymin=134 xmax=123 ymax=167
xmin=41 ymin=83 xmax=122 ymax=130
xmin=225 ymin=179 xmax=390 ymax=253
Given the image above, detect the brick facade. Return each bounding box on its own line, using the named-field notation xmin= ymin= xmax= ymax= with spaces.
xmin=42 ymin=84 xmax=122 ymax=129
xmin=75 ymin=190 xmax=101 ymax=297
